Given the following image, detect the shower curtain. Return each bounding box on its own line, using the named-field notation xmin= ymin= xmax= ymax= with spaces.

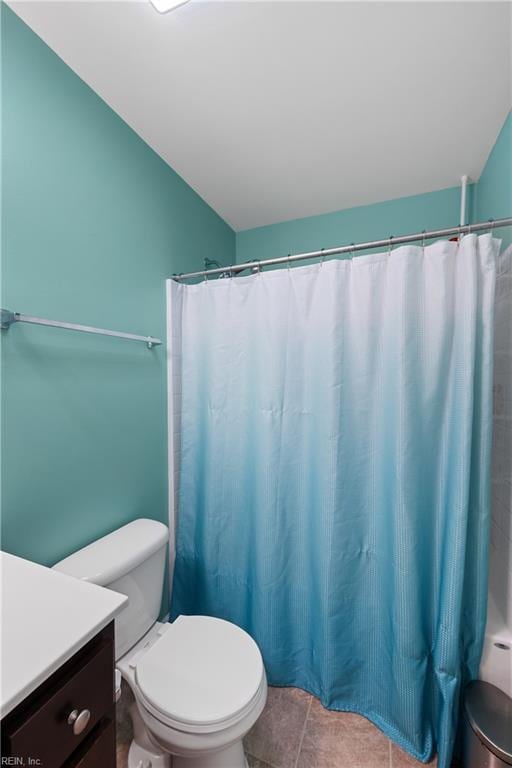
xmin=168 ymin=234 xmax=499 ymax=767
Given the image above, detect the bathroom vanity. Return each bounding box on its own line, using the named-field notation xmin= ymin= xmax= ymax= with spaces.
xmin=0 ymin=552 xmax=127 ymax=766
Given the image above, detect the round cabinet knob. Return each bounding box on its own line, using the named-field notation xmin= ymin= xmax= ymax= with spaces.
xmin=67 ymin=708 xmax=91 ymax=735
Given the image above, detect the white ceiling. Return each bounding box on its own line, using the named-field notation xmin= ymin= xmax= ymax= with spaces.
xmin=8 ymin=1 xmax=512 ymax=231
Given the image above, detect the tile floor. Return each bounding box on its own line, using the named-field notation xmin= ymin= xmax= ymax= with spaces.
xmin=116 ymin=683 xmax=438 ymax=768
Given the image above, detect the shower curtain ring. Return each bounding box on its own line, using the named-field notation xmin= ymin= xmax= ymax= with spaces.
xmin=204 ymin=270 xmax=208 ymax=283
xmin=351 ymin=243 xmax=356 ymax=259
xmin=422 ymin=230 xmax=426 ymax=254
xmin=287 ymin=254 xmax=292 ymax=271
xmin=388 ymin=235 xmax=394 ymax=255
xmin=488 ymin=219 xmax=495 ymax=235
xmin=319 ymin=248 xmax=325 ymax=267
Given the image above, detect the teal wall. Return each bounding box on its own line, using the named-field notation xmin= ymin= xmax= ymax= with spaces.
xmin=0 ymin=6 xmax=235 ymax=567
xmin=236 ymin=186 xmax=465 ymax=266
xmin=474 ymin=111 xmax=512 ymax=249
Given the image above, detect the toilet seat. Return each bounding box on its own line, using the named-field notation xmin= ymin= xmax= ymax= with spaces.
xmin=134 ymin=616 xmax=265 ymax=733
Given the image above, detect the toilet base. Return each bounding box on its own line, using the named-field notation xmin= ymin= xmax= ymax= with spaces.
xmin=128 ymin=737 xmax=248 ymax=768
xmin=128 ymin=699 xmax=170 ymax=768
xmin=128 ymin=739 xmax=170 ymax=768
xmin=172 ymin=740 xmax=248 ymax=768
xmin=127 ymin=698 xmax=248 ymax=768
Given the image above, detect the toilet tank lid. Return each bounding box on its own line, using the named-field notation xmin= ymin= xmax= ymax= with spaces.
xmin=52 ymin=519 xmax=168 ymax=586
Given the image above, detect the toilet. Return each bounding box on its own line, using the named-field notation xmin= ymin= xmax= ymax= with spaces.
xmin=53 ymin=519 xmax=267 ymax=768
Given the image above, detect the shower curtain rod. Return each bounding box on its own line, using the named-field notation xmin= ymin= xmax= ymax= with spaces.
xmin=172 ymin=216 xmax=512 ymax=281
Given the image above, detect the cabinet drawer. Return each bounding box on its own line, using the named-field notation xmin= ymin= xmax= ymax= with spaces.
xmin=4 ymin=636 xmax=114 ymax=766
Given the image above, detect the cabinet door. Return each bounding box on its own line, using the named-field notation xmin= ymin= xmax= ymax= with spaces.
xmin=65 ymin=720 xmax=116 ymax=768
xmin=1 ymin=623 xmax=116 ymax=768
xmin=6 ymin=640 xmax=113 ymax=766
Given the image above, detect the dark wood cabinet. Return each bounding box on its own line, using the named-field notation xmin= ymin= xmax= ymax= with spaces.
xmin=1 ymin=622 xmax=116 ymax=768
xmin=65 ymin=720 xmax=116 ymax=767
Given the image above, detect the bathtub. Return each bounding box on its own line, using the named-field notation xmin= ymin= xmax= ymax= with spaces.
xmin=479 ymin=594 xmax=512 ymax=696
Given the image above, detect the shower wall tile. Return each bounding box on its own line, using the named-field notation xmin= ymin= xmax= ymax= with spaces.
xmin=168 ymin=285 xmax=184 ymax=527
xmin=492 ymin=492 xmax=511 ymax=538
xmin=489 ymin=247 xmax=512 ymax=639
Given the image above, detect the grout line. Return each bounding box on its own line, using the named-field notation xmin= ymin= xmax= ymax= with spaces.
xmin=293 ymin=695 xmax=313 ymax=768
xmin=247 ymin=753 xmax=279 ymax=768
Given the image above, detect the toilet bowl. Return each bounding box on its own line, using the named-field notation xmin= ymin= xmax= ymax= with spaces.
xmin=53 ymin=519 xmax=267 ymax=768
xmin=118 ymin=617 xmax=267 ymax=768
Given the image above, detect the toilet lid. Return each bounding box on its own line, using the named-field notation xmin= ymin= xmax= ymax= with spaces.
xmin=135 ymin=616 xmax=264 ymax=726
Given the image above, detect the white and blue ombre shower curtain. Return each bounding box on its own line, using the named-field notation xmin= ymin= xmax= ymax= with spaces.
xmin=169 ymin=234 xmax=499 ymax=767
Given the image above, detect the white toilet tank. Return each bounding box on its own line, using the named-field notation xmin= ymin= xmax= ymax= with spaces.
xmin=53 ymin=519 xmax=168 ymax=659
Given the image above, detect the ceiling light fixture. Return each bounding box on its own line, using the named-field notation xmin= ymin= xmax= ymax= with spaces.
xmin=149 ymin=0 xmax=191 ymax=13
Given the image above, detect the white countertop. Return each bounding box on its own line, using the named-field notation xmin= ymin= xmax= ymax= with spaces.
xmin=0 ymin=551 xmax=127 ymax=717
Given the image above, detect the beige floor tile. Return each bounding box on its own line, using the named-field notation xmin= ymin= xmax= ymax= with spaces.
xmin=297 ymin=697 xmax=391 ymax=768
xmin=390 ymin=743 xmax=437 ymax=767
xmin=247 ymin=755 xmax=276 ymax=768
xmin=116 ymin=741 xmax=129 ymax=768
xmin=116 ymin=686 xmax=443 ymax=768
xmin=116 ymin=681 xmax=134 ymax=746
xmin=282 ymin=686 xmax=313 ymax=705
xmin=244 ymin=686 xmax=311 ymax=768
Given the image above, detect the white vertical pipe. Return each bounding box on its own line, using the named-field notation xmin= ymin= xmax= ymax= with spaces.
xmin=460 ymin=174 xmax=469 ymax=227
xmin=166 ymin=279 xmax=176 ymax=602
